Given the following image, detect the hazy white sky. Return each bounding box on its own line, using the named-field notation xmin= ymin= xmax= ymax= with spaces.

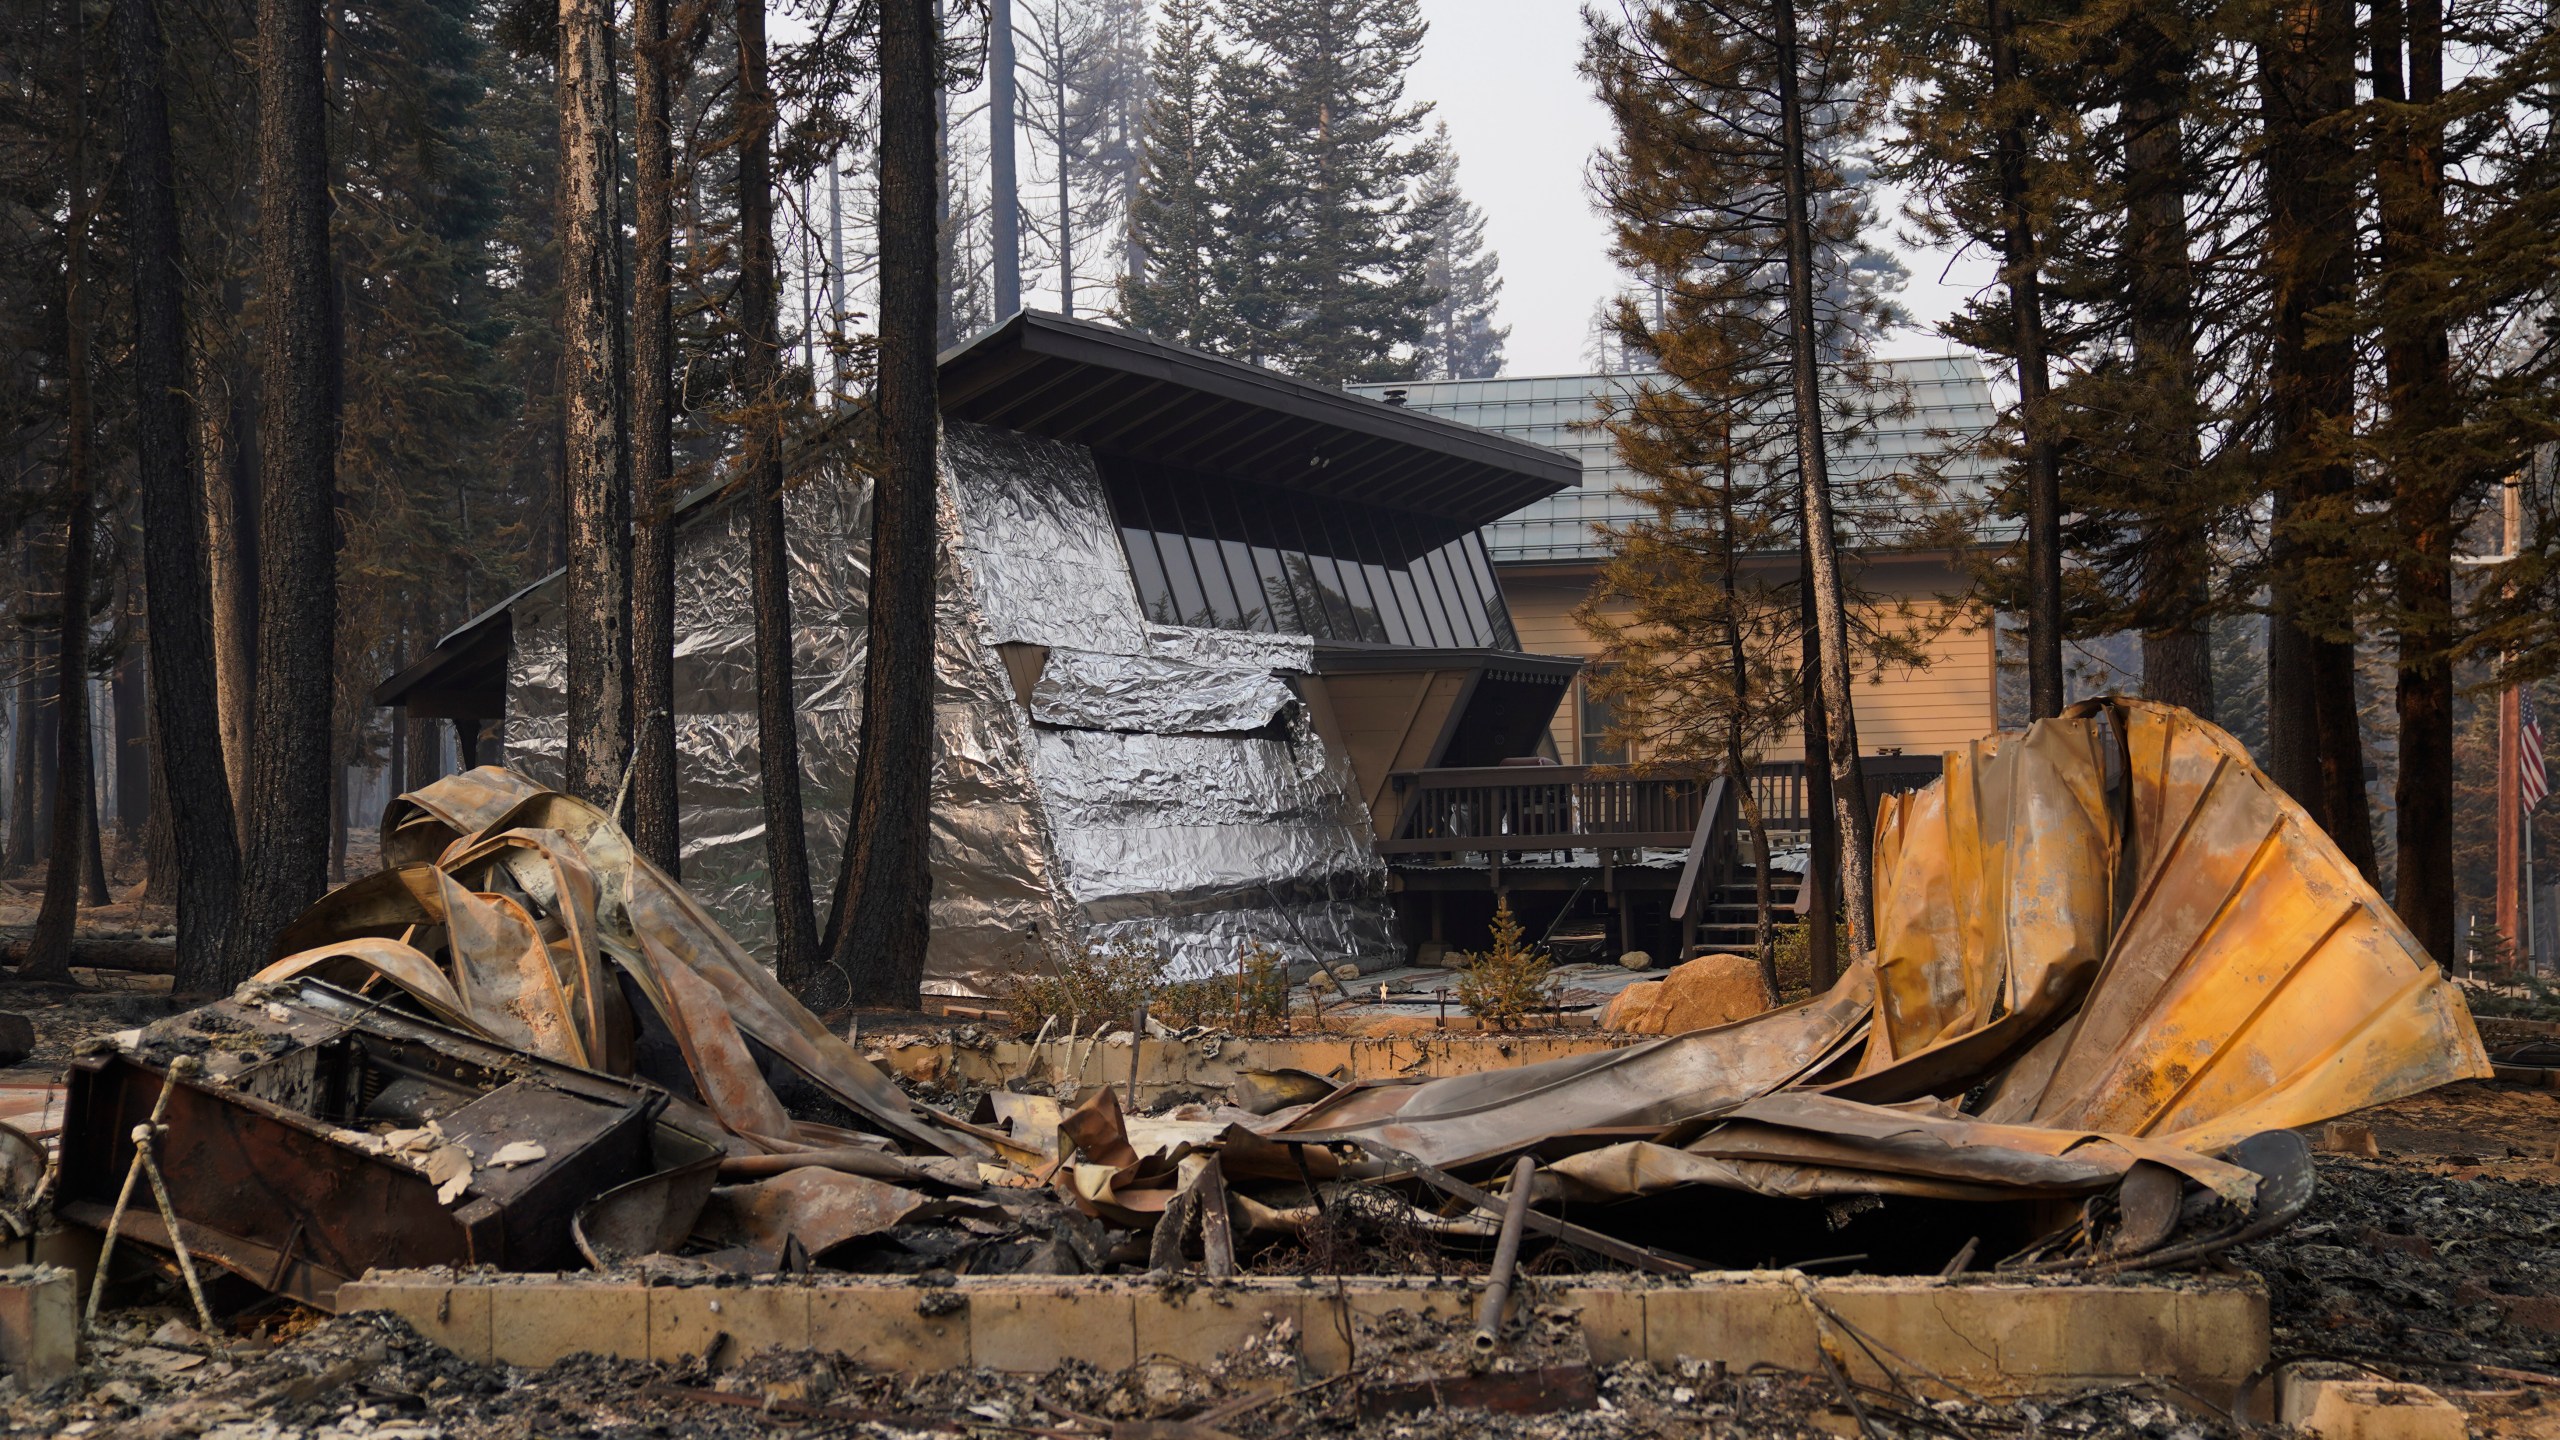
xmin=1407 ymin=0 xmax=1996 ymax=376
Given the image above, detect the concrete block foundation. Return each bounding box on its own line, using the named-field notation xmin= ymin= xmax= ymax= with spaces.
xmin=339 ymin=1270 xmax=2270 ymax=1407
xmin=0 ymin=1265 xmax=76 ymax=1385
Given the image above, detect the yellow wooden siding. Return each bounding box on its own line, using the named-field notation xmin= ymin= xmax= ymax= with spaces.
xmin=1496 ymin=558 xmax=1997 ymax=764
xmin=1314 ymin=670 xmax=1471 ymax=831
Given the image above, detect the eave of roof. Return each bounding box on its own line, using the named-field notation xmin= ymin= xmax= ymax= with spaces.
xmin=938 ymin=312 xmax=1578 ymax=527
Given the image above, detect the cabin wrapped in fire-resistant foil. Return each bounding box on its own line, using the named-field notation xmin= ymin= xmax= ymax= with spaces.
xmin=376 ymin=314 xmax=1585 ymax=993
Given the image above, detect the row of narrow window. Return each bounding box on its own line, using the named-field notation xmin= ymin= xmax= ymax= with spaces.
xmin=1104 ymin=463 xmax=1522 ymax=652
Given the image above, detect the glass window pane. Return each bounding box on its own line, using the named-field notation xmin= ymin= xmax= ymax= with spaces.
xmin=1187 ymin=533 xmax=1245 ymax=626
xmin=1375 ymin=514 xmax=1435 ymax=648
xmin=1318 ymin=510 xmax=1391 ymax=643
xmin=1407 ymin=539 xmax=1458 ymax=646
xmin=1159 ymin=482 xmax=1247 ymax=628
xmin=1580 ymin=673 xmax=1628 ymax=764
xmin=1121 ymin=524 xmax=1176 ymax=624
xmin=1459 ymin=535 xmax=1520 ymax=648
xmin=1275 ymin=505 xmax=1354 ymax=639
xmin=1201 ymin=490 xmax=1270 ymax=630
xmin=1433 ymin=545 xmax=1491 ymax=647
xmin=1303 ymin=551 xmax=1358 ymax=641
xmin=1422 ymin=543 xmax=1479 ymax=647
xmin=1251 ymin=543 xmax=1303 ymax=632
xmin=1349 ymin=511 xmax=1414 ymax=646
xmin=1150 ymin=494 xmax=1210 ymax=626
xmin=1219 ymin=538 xmax=1271 ymax=630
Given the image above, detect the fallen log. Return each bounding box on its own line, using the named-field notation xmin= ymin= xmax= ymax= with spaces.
xmin=1 ymin=938 xmax=177 ymax=974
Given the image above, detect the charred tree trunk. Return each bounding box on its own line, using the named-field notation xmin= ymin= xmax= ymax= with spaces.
xmin=990 ymin=0 xmax=1020 ymax=316
xmin=2258 ymin=0 xmax=2374 ymax=879
xmin=825 ymin=0 xmax=943 ymax=1007
xmin=1771 ymin=0 xmax=1872 ymax=954
xmin=736 ymin=0 xmax=822 ymax=987
xmin=328 ymin=750 xmax=347 ymax=884
xmin=2374 ymin=0 xmax=2455 ymax=962
xmin=234 ymin=0 xmax=340 ymax=980
xmin=2119 ymin=15 xmax=2222 ymax=712
xmin=629 ymin=0 xmax=681 ymax=874
xmin=7 ymin=626 xmax=33 ymax=872
xmin=202 ymin=313 xmax=258 ymax=841
xmin=112 ymin=646 xmax=147 ymax=838
xmin=559 ymin=0 xmax=632 ymax=807
xmin=1716 ymin=451 xmax=1776 ymax=987
xmin=24 ymin=4 xmax=100 ymax=982
xmin=85 ymin=739 xmax=109 ymax=906
xmin=2120 ymin=15 xmax=2213 ymax=716
xmin=1987 ymin=0 xmax=2064 ymax=723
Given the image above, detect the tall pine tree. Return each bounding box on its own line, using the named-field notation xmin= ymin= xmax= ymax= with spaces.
xmin=1412 ymin=124 xmax=1507 ymax=380
xmin=1120 ymin=0 xmax=1223 ymax=343
xmin=1219 ymin=0 xmax=1438 ymax=382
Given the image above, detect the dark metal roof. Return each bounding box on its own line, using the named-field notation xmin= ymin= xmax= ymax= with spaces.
xmin=938 ymin=312 xmax=1579 ymax=527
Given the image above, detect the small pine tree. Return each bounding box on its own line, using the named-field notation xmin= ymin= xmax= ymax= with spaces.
xmin=1411 ymin=125 xmax=1508 ymax=381
xmin=1454 ymin=898 xmax=1552 ymax=1031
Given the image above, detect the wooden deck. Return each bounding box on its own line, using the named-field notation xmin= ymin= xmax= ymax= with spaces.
xmin=1379 ymin=757 xmax=1946 ymax=958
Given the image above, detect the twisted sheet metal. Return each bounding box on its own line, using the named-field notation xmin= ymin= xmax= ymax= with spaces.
xmin=1288 ymin=699 xmax=2488 ymax=1193
xmin=286 ymin=767 xmax=988 ymax=1158
xmin=505 ymin=421 xmax=1395 ymax=993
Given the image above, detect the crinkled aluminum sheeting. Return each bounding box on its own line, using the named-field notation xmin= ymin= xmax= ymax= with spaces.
xmin=506 ymin=464 xmax=1069 ymax=985
xmin=505 ymin=479 xmax=868 ymax=962
xmin=944 ymin=422 xmax=1396 ymax=980
xmin=1030 ymin=649 xmax=1295 ymax=735
xmin=942 ymin=422 xmax=1148 ymax=652
xmin=925 ymin=479 xmax=1083 ymax=992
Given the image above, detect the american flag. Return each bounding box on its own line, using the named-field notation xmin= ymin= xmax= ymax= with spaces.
xmin=2525 ymin=689 xmax=2550 ymax=813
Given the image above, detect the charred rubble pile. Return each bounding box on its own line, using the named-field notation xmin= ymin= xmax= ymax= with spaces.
xmin=36 ymin=699 xmax=2490 ymax=1304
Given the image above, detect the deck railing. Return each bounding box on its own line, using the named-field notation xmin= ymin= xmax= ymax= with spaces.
xmin=1378 ymin=765 xmax=1709 ymax=855
xmin=1378 ymin=756 xmax=1948 ymax=862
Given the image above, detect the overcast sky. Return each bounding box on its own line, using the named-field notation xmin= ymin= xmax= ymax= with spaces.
xmin=1407 ymin=0 xmax=1997 ymax=376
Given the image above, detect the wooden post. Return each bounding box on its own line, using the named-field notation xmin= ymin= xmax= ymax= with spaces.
xmin=2496 ymin=476 xmax=2524 ymax=973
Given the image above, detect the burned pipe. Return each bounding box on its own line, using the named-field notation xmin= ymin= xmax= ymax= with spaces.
xmin=1472 ymin=1154 xmax=1538 ymax=1354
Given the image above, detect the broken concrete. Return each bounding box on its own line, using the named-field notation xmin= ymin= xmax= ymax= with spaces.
xmin=2281 ymin=1364 xmax=2468 ymax=1440
xmin=338 ymin=1267 xmax=2272 ymax=1406
xmin=0 ymin=1265 xmax=73 ymax=1385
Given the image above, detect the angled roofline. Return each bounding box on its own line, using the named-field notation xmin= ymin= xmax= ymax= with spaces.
xmin=938 ymin=312 xmax=1579 ymax=525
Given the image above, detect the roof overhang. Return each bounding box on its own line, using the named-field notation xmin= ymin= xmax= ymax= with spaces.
xmin=1309 ymin=643 xmax=1582 ymax=683
xmin=939 ymin=312 xmax=1579 ymax=527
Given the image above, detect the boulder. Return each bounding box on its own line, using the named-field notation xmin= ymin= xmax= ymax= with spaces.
xmin=1599 ymin=952 xmax=1775 ymax=1034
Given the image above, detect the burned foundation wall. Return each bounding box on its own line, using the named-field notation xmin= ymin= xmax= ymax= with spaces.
xmin=506 ymin=423 xmax=1395 ymax=992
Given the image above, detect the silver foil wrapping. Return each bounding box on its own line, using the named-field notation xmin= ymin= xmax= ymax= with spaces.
xmin=507 ymin=420 xmax=1397 ymax=993
xmin=1028 ymin=650 xmax=1296 ymax=735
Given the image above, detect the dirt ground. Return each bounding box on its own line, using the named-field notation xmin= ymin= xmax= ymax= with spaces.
xmin=2 ymin=974 xmax=2557 ymax=1436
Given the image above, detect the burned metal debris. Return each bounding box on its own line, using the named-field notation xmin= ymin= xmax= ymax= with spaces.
xmin=56 ymin=981 xmax=685 ymax=1307
xmin=46 ymin=697 xmax=2494 ymax=1306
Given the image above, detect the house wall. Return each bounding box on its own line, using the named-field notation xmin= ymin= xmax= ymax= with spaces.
xmin=1497 ymin=553 xmax=1999 ymax=764
xmin=505 ymin=422 xmax=1402 ymax=993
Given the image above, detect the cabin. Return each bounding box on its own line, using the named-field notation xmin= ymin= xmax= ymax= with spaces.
xmin=382 ymin=323 xmax=2009 ymax=988
xmin=377 ymin=313 xmax=1587 ymax=993
xmin=1345 ymin=362 xmax=2005 ymax=959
